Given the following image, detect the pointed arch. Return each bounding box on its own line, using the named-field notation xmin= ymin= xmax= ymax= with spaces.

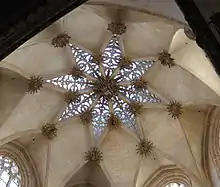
xmin=202 ymin=106 xmax=220 ymax=186
xmin=0 ymin=141 xmax=41 ymax=187
xmin=142 ymin=165 xmax=191 ymax=187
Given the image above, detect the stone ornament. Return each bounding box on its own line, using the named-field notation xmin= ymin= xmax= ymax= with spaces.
xmin=107 ymin=114 xmax=121 ymax=130
xmin=28 ymin=76 xmax=44 ymax=94
xmin=65 ymin=90 xmax=80 ymax=104
xmin=132 ymin=78 xmax=148 ymax=90
xmin=167 ymin=101 xmax=183 ymax=119
xmin=51 ymin=33 xmax=71 ymax=48
xmin=84 ymin=147 xmax=103 ymax=163
xmin=158 ymin=50 xmax=175 ymax=68
xmin=47 ymin=29 xmax=161 ymax=137
xmin=119 ymin=57 xmax=132 ymax=69
xmin=107 ymin=22 xmax=127 ymax=35
xmin=136 ymin=138 xmax=154 ymax=158
xmin=129 ymin=102 xmax=142 ymax=117
xmin=80 ymin=110 xmax=93 ymax=125
xmin=92 ymin=76 xmax=120 ymax=101
xmin=41 ymin=123 xmax=58 ymax=140
xmin=70 ymin=66 xmax=83 ymax=78
xmin=92 ymin=54 xmax=103 ymax=65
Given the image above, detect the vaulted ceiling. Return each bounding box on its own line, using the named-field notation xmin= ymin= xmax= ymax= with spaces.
xmin=0 ymin=1 xmax=219 ymax=187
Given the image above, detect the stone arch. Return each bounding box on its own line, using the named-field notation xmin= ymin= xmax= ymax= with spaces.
xmin=64 ymin=162 xmax=110 ymax=187
xmin=0 ymin=141 xmax=41 ymax=187
xmin=0 ymin=67 xmax=28 ymax=128
xmin=202 ymin=106 xmax=220 ymax=186
xmin=72 ymin=183 xmax=96 ymax=187
xmin=142 ymin=165 xmax=192 ymax=187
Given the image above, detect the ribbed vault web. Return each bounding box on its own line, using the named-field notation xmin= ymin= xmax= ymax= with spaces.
xmin=47 ymin=34 xmax=161 ymax=137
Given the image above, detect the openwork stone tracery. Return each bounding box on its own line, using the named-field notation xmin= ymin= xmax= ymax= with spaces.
xmin=47 ymin=26 xmax=161 ymax=138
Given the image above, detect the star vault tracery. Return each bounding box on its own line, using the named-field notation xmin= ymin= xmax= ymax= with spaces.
xmin=47 ymin=33 xmax=161 ymax=137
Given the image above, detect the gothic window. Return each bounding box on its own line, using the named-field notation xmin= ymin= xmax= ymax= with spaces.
xmin=165 ymin=183 xmax=185 ymax=187
xmin=0 ymin=156 xmax=21 ymax=187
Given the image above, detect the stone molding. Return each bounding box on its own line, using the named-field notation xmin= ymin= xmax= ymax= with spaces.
xmin=0 ymin=141 xmax=40 ymax=187
xmin=142 ymin=165 xmax=191 ymax=187
xmin=202 ymin=106 xmax=220 ymax=183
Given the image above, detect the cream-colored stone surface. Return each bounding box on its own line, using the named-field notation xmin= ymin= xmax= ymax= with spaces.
xmin=180 ymin=105 xmax=208 ymax=180
xmin=136 ymin=156 xmax=173 ymax=187
xmin=139 ymin=109 xmax=200 ymax=180
xmin=88 ymin=0 xmax=185 ymax=23
xmin=0 ymin=2 xmax=219 ymax=187
xmin=0 ymin=88 xmax=63 ymax=145
xmin=64 ymin=5 xmax=111 ymax=54
xmin=4 ymin=43 xmax=73 ymax=78
xmin=146 ymin=62 xmax=220 ymax=106
xmin=170 ymin=29 xmax=220 ymax=97
xmin=47 ymin=117 xmax=89 ymax=187
xmin=0 ymin=68 xmax=27 ymax=126
xmin=3 ymin=4 xmax=182 ymax=78
xmin=18 ymin=133 xmax=49 ymax=187
xmin=65 ymin=162 xmax=110 ymax=187
xmin=122 ymin=22 xmax=177 ymax=58
xmin=101 ymin=129 xmax=139 ymax=187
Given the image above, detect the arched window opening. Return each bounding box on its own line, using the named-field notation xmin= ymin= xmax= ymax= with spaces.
xmin=0 ymin=142 xmax=40 ymax=187
xmin=143 ymin=165 xmax=191 ymax=187
xmin=0 ymin=156 xmax=21 ymax=187
xmin=165 ymin=183 xmax=185 ymax=187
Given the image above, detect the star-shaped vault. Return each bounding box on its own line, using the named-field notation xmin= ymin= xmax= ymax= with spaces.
xmin=47 ymin=34 xmax=161 ymax=138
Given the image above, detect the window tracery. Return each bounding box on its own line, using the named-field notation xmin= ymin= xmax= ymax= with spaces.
xmin=0 ymin=156 xmax=21 ymax=187
xmin=165 ymin=183 xmax=185 ymax=187
xmin=48 ymin=32 xmax=162 ymax=137
xmin=0 ymin=142 xmax=40 ymax=187
xmin=143 ymin=165 xmax=191 ymax=187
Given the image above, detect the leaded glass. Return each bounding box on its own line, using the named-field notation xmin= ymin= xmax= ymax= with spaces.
xmin=0 ymin=156 xmax=21 ymax=187
xmin=48 ymin=31 xmax=161 ymax=137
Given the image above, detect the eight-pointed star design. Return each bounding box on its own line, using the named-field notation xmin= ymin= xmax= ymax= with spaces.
xmin=47 ymin=34 xmax=161 ymax=138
